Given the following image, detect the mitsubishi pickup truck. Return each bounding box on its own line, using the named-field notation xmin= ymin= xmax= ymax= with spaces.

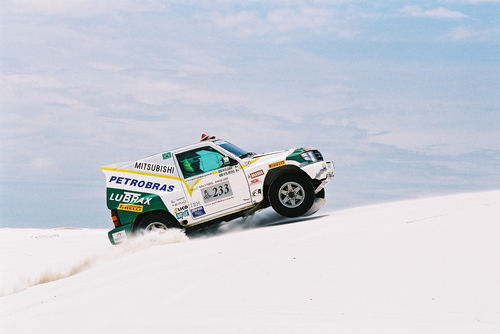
xmin=101 ymin=139 xmax=334 ymax=244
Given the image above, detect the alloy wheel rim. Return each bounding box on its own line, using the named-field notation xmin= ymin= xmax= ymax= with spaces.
xmin=278 ymin=181 xmax=305 ymax=208
xmin=145 ymin=222 xmax=168 ymax=232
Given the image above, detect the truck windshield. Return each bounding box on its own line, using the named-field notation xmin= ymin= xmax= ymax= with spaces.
xmin=214 ymin=140 xmax=253 ymax=158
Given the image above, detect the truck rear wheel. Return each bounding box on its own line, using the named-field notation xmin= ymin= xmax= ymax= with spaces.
xmin=135 ymin=212 xmax=177 ymax=235
xmin=268 ymin=174 xmax=315 ymax=218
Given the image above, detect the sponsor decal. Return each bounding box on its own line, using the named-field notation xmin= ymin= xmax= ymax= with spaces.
xmin=162 ymin=152 xmax=172 ymax=159
xmin=118 ymin=203 xmax=143 ymax=212
xmin=189 ymin=201 xmax=202 ymax=209
xmin=249 ymin=170 xmax=264 ymax=179
xmin=252 ymin=189 xmax=262 ymax=197
xmin=201 ymin=181 xmax=233 ymax=204
xmin=217 ymin=166 xmax=238 ymax=178
xmin=269 ymin=160 xmax=285 ymax=169
xmin=171 ymin=201 xmax=187 ymax=208
xmin=199 ymin=181 xmax=214 ymax=189
xmin=171 ymin=197 xmax=186 ymax=204
xmin=250 ymin=179 xmax=260 ymax=185
xmin=109 ymin=191 xmax=152 ymax=205
xmin=191 ymin=206 xmax=206 ymax=218
xmin=218 ymin=166 xmax=232 ymax=172
xmin=109 ymin=176 xmax=175 ymax=192
xmin=174 ymin=205 xmax=189 ymax=213
xmin=204 ymin=195 xmax=234 ymax=207
xmin=134 ymin=161 xmax=175 ymax=174
xmin=176 ymin=210 xmax=190 ymax=220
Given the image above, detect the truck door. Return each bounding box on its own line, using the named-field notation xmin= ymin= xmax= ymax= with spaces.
xmin=174 ymin=145 xmax=252 ymax=222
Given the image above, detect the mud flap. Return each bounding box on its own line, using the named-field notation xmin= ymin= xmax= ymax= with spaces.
xmin=303 ymin=197 xmax=326 ymax=216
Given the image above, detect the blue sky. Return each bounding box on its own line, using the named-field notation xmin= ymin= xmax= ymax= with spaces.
xmin=1 ymin=0 xmax=499 ymax=228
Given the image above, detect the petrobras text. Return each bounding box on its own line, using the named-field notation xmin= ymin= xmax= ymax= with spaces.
xmin=108 ymin=175 xmax=175 ymax=192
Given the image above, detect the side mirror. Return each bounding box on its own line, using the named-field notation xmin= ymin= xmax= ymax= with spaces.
xmin=222 ymin=156 xmax=230 ymax=166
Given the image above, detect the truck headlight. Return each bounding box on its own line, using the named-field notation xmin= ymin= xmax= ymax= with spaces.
xmin=300 ymin=151 xmax=317 ymax=162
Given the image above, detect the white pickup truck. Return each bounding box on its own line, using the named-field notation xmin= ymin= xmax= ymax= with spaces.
xmin=101 ymin=139 xmax=334 ymax=244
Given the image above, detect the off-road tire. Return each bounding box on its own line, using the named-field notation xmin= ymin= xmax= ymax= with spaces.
xmin=268 ymin=174 xmax=315 ymax=218
xmin=135 ymin=211 xmax=177 ymax=234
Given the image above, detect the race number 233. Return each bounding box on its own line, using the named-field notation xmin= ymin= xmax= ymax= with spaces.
xmin=202 ymin=182 xmax=233 ymax=203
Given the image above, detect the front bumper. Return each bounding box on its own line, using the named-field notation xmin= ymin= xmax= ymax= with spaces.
xmin=302 ymin=159 xmax=334 ymax=179
xmin=108 ymin=224 xmax=133 ymax=245
xmin=317 ymin=161 xmax=334 ymax=192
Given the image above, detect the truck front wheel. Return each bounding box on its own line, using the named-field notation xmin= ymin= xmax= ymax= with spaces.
xmin=268 ymin=174 xmax=315 ymax=218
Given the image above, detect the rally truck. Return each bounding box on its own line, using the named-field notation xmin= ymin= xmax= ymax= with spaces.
xmin=101 ymin=139 xmax=335 ymax=244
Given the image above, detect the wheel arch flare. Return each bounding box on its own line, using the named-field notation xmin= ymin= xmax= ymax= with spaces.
xmin=263 ymin=164 xmax=311 ymax=201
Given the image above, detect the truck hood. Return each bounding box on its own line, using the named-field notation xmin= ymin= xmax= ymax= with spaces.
xmin=253 ymin=150 xmax=287 ymax=158
xmin=242 ymin=148 xmax=296 ymax=165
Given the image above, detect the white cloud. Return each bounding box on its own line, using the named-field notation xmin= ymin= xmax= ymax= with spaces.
xmin=366 ymin=127 xmax=499 ymax=155
xmin=0 ymin=74 xmax=79 ymax=106
xmin=122 ymin=78 xmax=242 ymax=106
xmin=32 ymin=157 xmax=54 ymax=170
xmin=210 ymin=11 xmax=267 ymax=37
xmin=266 ymin=7 xmax=333 ymax=33
xmin=399 ymin=5 xmax=467 ymax=19
xmin=88 ymin=63 xmax=128 ymax=72
xmin=445 ymin=26 xmax=476 ymax=40
xmin=441 ymin=26 xmax=500 ymax=41
xmin=0 ymin=70 xmax=242 ymax=111
xmin=0 ymin=0 xmax=146 ymax=17
xmin=208 ymin=6 xmax=356 ymax=40
xmin=212 ymin=10 xmax=259 ymax=29
xmin=176 ymin=63 xmax=234 ymax=77
xmin=439 ymin=0 xmax=500 ymax=3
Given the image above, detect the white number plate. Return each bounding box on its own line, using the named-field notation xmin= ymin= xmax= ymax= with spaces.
xmin=201 ymin=182 xmax=233 ymax=203
xmin=112 ymin=230 xmax=127 ymax=243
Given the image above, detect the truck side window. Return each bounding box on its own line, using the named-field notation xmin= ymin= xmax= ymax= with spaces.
xmin=176 ymin=146 xmax=225 ymax=179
